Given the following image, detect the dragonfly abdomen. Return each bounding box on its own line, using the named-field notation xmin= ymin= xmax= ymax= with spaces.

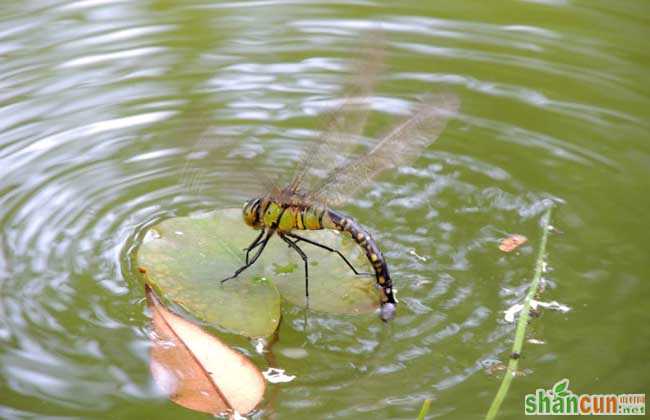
xmin=252 ymin=200 xmax=396 ymax=320
xmin=324 ymin=209 xmax=397 ymax=320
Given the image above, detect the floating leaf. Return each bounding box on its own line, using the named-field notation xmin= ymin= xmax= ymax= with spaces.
xmin=137 ymin=209 xmax=282 ymax=338
xmin=137 ymin=209 xmax=381 ymax=327
xmin=147 ymin=286 xmax=266 ymax=416
xmin=498 ymin=234 xmax=527 ymax=252
xmin=269 ymin=228 xmax=380 ymax=315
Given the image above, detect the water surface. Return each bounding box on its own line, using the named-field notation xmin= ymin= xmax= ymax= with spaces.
xmin=0 ymin=1 xmax=648 ymax=418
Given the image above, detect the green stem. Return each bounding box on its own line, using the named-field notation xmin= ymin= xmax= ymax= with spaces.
xmin=417 ymin=399 xmax=432 ymax=420
xmin=485 ymin=207 xmax=553 ymax=420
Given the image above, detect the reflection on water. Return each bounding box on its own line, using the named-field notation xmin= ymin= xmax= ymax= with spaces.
xmin=0 ymin=1 xmax=648 ymax=418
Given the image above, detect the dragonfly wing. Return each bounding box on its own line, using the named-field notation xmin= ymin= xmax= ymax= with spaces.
xmin=287 ymin=42 xmax=385 ymax=197
xmin=312 ymin=93 xmax=460 ymax=207
xmin=181 ymin=126 xmax=278 ymax=204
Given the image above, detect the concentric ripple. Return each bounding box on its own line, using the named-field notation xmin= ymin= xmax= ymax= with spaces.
xmin=0 ymin=1 xmax=647 ymax=418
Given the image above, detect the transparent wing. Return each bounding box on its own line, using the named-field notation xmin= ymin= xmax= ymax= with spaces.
xmin=180 ymin=125 xmax=278 ymax=205
xmin=311 ymin=93 xmax=460 ymax=207
xmin=285 ymin=41 xmax=385 ymax=200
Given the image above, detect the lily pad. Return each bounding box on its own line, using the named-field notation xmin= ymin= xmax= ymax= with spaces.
xmin=267 ymin=228 xmax=380 ymax=315
xmin=137 ymin=208 xmax=381 ymax=337
xmin=137 ymin=209 xmax=281 ymax=338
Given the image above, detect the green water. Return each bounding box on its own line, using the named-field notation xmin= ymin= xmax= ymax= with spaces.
xmin=0 ymin=1 xmax=648 ymax=419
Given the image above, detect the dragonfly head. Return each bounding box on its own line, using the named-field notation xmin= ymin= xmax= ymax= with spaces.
xmin=242 ymin=197 xmax=263 ymax=228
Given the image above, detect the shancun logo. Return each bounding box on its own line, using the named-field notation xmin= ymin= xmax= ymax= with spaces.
xmin=524 ymin=378 xmax=645 ymax=416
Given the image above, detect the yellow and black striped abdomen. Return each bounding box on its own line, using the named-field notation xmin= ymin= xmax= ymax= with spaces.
xmin=324 ymin=209 xmax=397 ymax=320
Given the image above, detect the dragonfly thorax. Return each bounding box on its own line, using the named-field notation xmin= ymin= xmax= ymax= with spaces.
xmin=242 ymin=194 xmax=333 ymax=233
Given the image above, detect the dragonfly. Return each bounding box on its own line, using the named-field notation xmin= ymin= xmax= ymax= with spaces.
xmin=216 ymin=52 xmax=459 ymax=321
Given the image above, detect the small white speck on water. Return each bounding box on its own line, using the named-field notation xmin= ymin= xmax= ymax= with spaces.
xmin=504 ymin=303 xmax=524 ymax=322
xmin=530 ymin=299 xmax=571 ymax=313
xmin=505 ymin=299 xmax=570 ymax=323
xmin=253 ymin=338 xmax=267 ymax=354
xmin=263 ymin=368 xmax=296 ymax=383
xmin=174 ymin=231 xmax=184 ymax=236
xmin=408 ymin=249 xmax=428 ymax=262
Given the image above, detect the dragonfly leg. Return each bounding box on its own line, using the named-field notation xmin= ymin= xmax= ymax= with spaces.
xmin=279 ymin=233 xmax=310 ymax=298
xmin=285 ymin=232 xmax=371 ymax=276
xmin=244 ymin=229 xmax=265 ymax=264
xmin=222 ymin=229 xmax=274 ymax=283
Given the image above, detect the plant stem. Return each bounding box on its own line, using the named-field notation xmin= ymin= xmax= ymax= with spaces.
xmin=417 ymin=399 xmax=432 ymax=420
xmin=485 ymin=207 xmax=553 ymax=420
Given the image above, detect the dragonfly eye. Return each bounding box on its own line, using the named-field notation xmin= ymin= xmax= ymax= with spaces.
xmin=243 ymin=198 xmax=261 ymax=227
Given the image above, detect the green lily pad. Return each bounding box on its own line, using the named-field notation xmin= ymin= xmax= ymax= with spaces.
xmin=267 ymin=228 xmax=380 ymax=315
xmin=137 ymin=209 xmax=281 ymax=338
xmin=137 ymin=208 xmax=381 ymax=337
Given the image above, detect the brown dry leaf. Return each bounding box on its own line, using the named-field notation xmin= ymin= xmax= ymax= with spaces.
xmin=498 ymin=234 xmax=528 ymax=252
xmin=146 ymin=285 xmax=265 ymax=416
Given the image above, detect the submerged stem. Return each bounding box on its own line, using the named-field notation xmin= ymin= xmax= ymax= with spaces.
xmin=485 ymin=207 xmax=553 ymax=420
